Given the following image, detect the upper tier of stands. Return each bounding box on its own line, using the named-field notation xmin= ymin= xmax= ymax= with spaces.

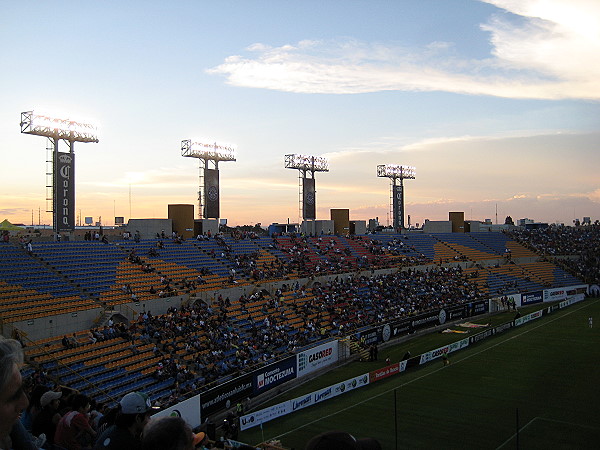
xmin=0 ymin=231 xmax=585 ymax=323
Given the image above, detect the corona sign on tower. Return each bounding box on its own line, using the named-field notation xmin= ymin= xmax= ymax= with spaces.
xmin=20 ymin=110 xmax=99 ymax=238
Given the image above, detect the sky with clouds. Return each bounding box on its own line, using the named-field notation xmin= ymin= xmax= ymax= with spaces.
xmin=1 ymin=0 xmax=598 ymax=228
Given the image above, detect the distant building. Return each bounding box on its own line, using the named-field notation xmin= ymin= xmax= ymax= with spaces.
xmin=423 ymin=219 xmax=452 ymax=233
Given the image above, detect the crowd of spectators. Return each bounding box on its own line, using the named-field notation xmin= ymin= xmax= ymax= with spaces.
xmin=506 ymin=224 xmax=600 ymax=284
xmin=309 ymin=266 xmax=484 ymax=334
xmin=8 ymin=225 xmax=600 ymax=449
xmin=271 ymin=234 xmax=428 ymax=279
xmin=111 ymin=264 xmax=484 ymax=408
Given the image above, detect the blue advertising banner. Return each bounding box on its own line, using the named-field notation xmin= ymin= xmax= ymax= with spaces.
xmin=253 ymin=356 xmax=296 ymax=395
xmin=522 ymin=291 xmax=543 ymax=305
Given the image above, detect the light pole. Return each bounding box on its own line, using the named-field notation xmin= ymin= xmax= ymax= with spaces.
xmin=20 ymin=110 xmax=99 ymax=240
xmin=285 ymin=154 xmax=329 ymax=222
xmin=182 ymin=139 xmax=236 ymax=220
xmin=377 ymin=164 xmax=416 ymax=231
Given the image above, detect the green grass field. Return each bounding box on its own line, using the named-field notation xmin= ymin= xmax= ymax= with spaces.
xmin=239 ymin=298 xmax=600 ymax=449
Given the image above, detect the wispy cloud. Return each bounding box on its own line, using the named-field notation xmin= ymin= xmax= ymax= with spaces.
xmin=208 ymin=0 xmax=600 ymax=100
xmin=0 ymin=207 xmax=31 ymax=216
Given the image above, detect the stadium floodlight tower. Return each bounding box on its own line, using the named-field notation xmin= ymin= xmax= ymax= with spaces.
xmin=20 ymin=110 xmax=99 ymax=240
xmin=285 ymin=154 xmax=329 ymax=221
xmin=181 ymin=139 xmax=236 ymax=219
xmin=377 ymin=164 xmax=416 ymax=230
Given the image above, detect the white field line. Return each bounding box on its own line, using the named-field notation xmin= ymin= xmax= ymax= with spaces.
xmin=532 ymin=417 xmax=600 ymax=431
xmin=269 ymin=299 xmax=598 ymax=442
xmin=495 ymin=416 xmax=600 ymax=449
xmin=495 ymin=417 xmax=538 ymax=450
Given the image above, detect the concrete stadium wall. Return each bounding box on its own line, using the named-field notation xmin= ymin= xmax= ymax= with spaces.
xmin=10 ymin=307 xmax=103 ymax=342
xmin=114 ymin=294 xmax=189 ymax=320
xmin=125 ymin=219 xmax=172 ymax=240
xmin=423 ymin=220 xmax=452 ymax=233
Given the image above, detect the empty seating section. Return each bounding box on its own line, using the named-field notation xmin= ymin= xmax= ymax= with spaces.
xmin=99 ymin=261 xmax=157 ymax=305
xmin=470 ymin=232 xmax=512 ymax=255
xmin=504 ymin=240 xmax=539 ymax=258
xmin=401 ymin=234 xmax=437 ymax=260
xmin=432 ymin=241 xmax=461 ymax=262
xmin=116 ymin=240 xmax=243 ymax=292
xmin=552 ymin=265 xmax=582 ymax=286
xmin=25 ymin=331 xmax=167 ymax=405
xmin=33 ymin=242 xmax=125 ymax=297
xmin=188 ymin=240 xmax=236 ymax=277
xmin=0 ymin=245 xmax=95 ymax=322
xmin=0 ymin=245 xmax=80 ymax=296
xmin=433 ymin=233 xmax=499 ymax=260
xmin=518 ymin=261 xmax=581 ymax=288
xmin=463 ymin=260 xmax=582 ymax=297
xmin=466 ymin=265 xmax=544 ymax=295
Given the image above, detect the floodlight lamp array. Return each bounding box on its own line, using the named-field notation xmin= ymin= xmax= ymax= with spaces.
xmin=20 ymin=111 xmax=99 ymax=143
xmin=377 ymin=164 xmax=416 ymax=179
xmin=284 ymin=154 xmax=329 ymax=172
xmin=181 ymin=139 xmax=236 ymax=161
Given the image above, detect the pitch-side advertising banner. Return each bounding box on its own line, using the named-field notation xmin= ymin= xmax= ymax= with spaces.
xmin=153 ymin=394 xmax=202 ymax=429
xmin=331 ymin=373 xmax=370 ymax=398
xmin=239 ymin=373 xmax=371 ymax=431
xmin=239 ymin=400 xmax=291 ymax=431
xmin=514 ymin=310 xmax=543 ymax=327
xmin=253 ymin=356 xmax=296 ymax=395
xmin=522 ymin=291 xmax=543 ymax=306
xmin=200 ymin=373 xmax=253 ymax=417
xmin=419 ymin=338 xmax=469 ymax=364
xmin=369 ymin=361 xmax=407 ymax=383
xmin=543 ymin=287 xmax=567 ymax=302
xmin=296 ymin=340 xmax=338 ymax=378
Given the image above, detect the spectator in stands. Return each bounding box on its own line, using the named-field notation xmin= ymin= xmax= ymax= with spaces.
xmin=62 ymin=335 xmax=74 ymax=349
xmin=70 ymin=333 xmax=80 ymax=348
xmin=32 ymin=391 xmax=62 ymax=447
xmin=0 ymin=336 xmax=36 ymax=450
xmin=94 ymin=392 xmax=152 ymax=450
xmin=141 ymin=417 xmax=204 ymax=450
xmin=91 ymin=329 xmax=103 ymax=343
xmin=19 ymin=384 xmax=46 ymax=433
xmin=55 ymin=393 xmax=96 ymax=450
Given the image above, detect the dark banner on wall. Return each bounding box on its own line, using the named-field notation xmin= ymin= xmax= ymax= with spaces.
xmin=303 ymin=177 xmax=316 ymax=220
xmin=55 ymin=151 xmax=75 ymax=232
xmin=522 ymin=291 xmax=543 ymax=306
xmin=392 ymin=184 xmax=403 ymax=228
xmin=204 ymin=168 xmax=220 ymax=219
xmin=253 ymin=356 xmax=296 ymax=396
xmin=356 ymin=300 xmax=489 ymax=345
xmin=200 ymin=373 xmax=253 ymax=417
